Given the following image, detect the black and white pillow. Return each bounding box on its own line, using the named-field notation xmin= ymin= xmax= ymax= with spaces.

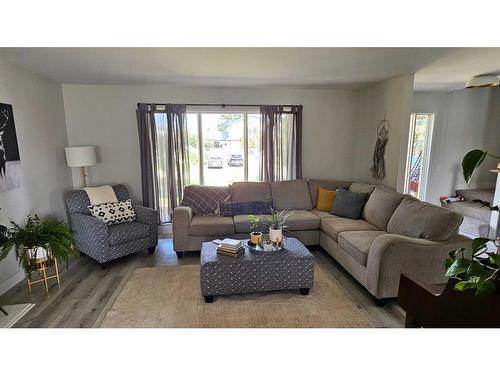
xmin=88 ymin=199 xmax=136 ymax=226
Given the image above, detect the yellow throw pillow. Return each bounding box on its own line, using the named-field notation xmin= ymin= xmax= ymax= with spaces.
xmin=316 ymin=187 xmax=337 ymax=212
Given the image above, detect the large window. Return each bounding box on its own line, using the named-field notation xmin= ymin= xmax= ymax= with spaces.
xmin=186 ymin=109 xmax=261 ymax=186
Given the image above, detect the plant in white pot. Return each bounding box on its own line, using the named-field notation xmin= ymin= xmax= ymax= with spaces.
xmin=247 ymin=214 xmax=263 ymax=245
xmin=264 ymin=208 xmax=295 ymax=248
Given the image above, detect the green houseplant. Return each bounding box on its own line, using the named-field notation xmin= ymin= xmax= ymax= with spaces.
xmin=0 ymin=215 xmax=74 ymax=278
xmin=462 ymin=149 xmax=500 ymax=184
xmin=263 ymin=208 xmax=295 ymax=245
xmin=444 ymin=237 xmax=500 ymax=295
xmin=247 ymin=214 xmax=263 ymax=245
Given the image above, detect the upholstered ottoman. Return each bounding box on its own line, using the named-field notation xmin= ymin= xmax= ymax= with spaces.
xmin=200 ymin=237 xmax=314 ymax=303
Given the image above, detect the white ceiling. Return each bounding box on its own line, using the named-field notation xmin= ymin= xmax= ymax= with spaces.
xmin=0 ymin=48 xmax=499 ymax=91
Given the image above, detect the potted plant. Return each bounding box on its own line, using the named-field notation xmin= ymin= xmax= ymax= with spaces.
xmin=0 ymin=215 xmax=74 ymax=279
xmin=444 ymin=237 xmax=500 ymax=295
xmin=247 ymin=214 xmax=262 ymax=245
xmin=462 ymin=149 xmax=500 ymax=184
xmin=263 ymin=208 xmax=295 ymax=247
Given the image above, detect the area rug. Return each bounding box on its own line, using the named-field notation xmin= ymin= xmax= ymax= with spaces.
xmin=100 ymin=263 xmax=371 ymax=328
xmin=0 ymin=303 xmax=35 ymax=328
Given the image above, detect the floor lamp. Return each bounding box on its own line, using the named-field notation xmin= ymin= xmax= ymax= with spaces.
xmin=65 ymin=146 xmax=97 ymax=187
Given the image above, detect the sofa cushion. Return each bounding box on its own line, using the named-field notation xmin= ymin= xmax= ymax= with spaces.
xmin=362 ymin=187 xmax=405 ymax=230
xmin=108 ymin=221 xmax=150 ymax=245
xmin=307 ymin=179 xmax=351 ymax=207
xmin=233 ymin=214 xmax=271 ymax=233
xmin=284 ymin=210 xmax=320 ymax=230
xmin=233 ymin=210 xmax=320 ymax=233
xmin=189 ymin=215 xmax=235 ymax=236
xmin=310 ymin=209 xmax=333 ymax=219
xmin=349 ymin=182 xmax=376 ymax=195
xmin=387 ymin=196 xmax=463 ymax=241
xmin=321 ymin=216 xmax=379 ymax=241
xmin=231 ymin=182 xmax=271 ymax=202
xmin=271 ymin=179 xmax=313 ymax=210
xmin=181 ymin=185 xmax=231 ymax=215
xmin=331 ymin=188 xmax=369 ymax=220
xmin=338 ymin=230 xmax=386 ymax=266
xmin=219 ymin=199 xmax=273 ymax=217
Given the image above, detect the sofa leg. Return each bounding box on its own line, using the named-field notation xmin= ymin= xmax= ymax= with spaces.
xmin=374 ymin=297 xmax=388 ymax=307
xmin=148 ymin=246 xmax=156 ymax=255
xmin=176 ymin=251 xmax=184 ymax=259
xmin=100 ymin=261 xmax=111 ymax=270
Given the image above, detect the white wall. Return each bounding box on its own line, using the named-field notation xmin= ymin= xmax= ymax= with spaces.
xmin=353 ymin=75 xmax=415 ymax=191
xmin=413 ymin=88 xmax=500 ymax=204
xmin=0 ymin=58 xmax=72 ymax=295
xmin=62 ymin=84 xmax=359 ymax=201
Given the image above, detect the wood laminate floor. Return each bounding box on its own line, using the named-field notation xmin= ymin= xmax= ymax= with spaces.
xmin=0 ymin=239 xmax=405 ymax=328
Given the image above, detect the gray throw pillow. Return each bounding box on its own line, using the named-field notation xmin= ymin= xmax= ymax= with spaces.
xmin=331 ymin=188 xmax=369 ymax=220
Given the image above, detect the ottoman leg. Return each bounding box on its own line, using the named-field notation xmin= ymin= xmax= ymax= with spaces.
xmin=300 ymin=288 xmax=310 ymax=295
xmin=204 ymin=295 xmax=214 ymax=303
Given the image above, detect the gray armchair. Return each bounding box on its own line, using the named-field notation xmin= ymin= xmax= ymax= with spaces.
xmin=66 ymin=184 xmax=158 ymax=268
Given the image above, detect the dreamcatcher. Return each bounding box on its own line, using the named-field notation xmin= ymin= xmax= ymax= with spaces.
xmin=370 ymin=112 xmax=390 ymax=180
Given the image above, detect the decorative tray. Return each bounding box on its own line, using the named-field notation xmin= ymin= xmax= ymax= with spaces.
xmin=246 ymin=240 xmax=284 ymax=253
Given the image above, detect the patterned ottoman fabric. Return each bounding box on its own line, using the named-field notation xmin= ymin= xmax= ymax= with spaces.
xmin=200 ymin=237 xmax=314 ymax=299
xmin=181 ymin=185 xmax=231 ymax=215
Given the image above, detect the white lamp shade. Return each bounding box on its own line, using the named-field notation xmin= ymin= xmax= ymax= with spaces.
xmin=65 ymin=146 xmax=97 ymax=167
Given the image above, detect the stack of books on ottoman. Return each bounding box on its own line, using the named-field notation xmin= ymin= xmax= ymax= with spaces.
xmin=217 ymin=238 xmax=244 ymax=257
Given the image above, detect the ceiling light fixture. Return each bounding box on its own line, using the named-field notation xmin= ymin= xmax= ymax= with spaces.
xmin=465 ymin=74 xmax=500 ymax=88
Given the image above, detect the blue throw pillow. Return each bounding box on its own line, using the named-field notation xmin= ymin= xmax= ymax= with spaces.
xmin=219 ymin=200 xmax=273 ymax=217
xmin=331 ymin=188 xmax=369 ymax=220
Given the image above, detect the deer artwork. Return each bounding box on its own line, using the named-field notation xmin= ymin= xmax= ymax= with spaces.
xmin=0 ymin=107 xmax=8 ymax=177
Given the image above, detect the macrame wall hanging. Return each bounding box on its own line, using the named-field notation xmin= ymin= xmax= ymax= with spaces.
xmin=370 ymin=112 xmax=390 ymax=180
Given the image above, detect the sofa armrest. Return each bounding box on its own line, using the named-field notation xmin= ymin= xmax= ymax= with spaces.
xmin=173 ymin=206 xmax=193 ymax=252
xmin=366 ymin=233 xmax=471 ymax=299
xmin=134 ymin=205 xmax=159 ymax=248
xmin=70 ymin=213 xmax=109 ymax=262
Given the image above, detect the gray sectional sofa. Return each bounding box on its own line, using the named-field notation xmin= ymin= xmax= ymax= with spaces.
xmin=173 ymin=179 xmax=471 ymax=300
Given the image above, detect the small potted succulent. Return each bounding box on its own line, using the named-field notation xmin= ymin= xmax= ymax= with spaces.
xmin=263 ymin=208 xmax=295 ymax=248
xmin=247 ymin=214 xmax=262 ymax=245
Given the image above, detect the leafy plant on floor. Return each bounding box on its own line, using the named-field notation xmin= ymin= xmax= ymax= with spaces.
xmin=462 ymin=149 xmax=500 ymax=184
xmin=0 ymin=208 xmax=9 ymax=261
xmin=444 ymin=237 xmax=500 ymax=295
xmin=0 ymin=215 xmax=74 ymax=278
xmin=263 ymin=208 xmax=295 ymax=230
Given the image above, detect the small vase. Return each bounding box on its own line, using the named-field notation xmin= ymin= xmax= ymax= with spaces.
xmin=250 ymin=231 xmax=263 ymax=245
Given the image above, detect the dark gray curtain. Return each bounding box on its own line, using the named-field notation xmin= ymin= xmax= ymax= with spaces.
xmin=260 ymin=105 xmax=302 ymax=182
xmin=165 ymin=104 xmax=189 ymax=217
xmin=137 ymin=103 xmax=189 ymax=223
xmin=136 ymin=103 xmax=159 ymax=215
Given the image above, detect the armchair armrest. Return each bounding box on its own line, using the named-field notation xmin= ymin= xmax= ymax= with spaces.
xmin=366 ymin=233 xmax=471 ymax=299
xmin=173 ymin=206 xmax=193 ymax=252
xmin=70 ymin=213 xmax=109 ymax=262
xmin=134 ymin=205 xmax=159 ymax=225
xmin=133 ymin=205 xmax=159 ymax=248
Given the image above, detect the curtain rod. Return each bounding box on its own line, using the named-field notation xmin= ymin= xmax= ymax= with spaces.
xmin=137 ymin=103 xmax=301 ymax=108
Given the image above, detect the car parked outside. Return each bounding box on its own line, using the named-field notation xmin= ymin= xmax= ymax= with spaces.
xmin=228 ymin=153 xmax=244 ymax=167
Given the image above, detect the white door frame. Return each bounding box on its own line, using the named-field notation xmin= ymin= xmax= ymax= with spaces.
xmin=404 ymin=113 xmax=435 ymax=201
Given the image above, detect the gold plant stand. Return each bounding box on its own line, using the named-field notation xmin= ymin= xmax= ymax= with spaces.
xmin=26 ymin=257 xmax=61 ymax=293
